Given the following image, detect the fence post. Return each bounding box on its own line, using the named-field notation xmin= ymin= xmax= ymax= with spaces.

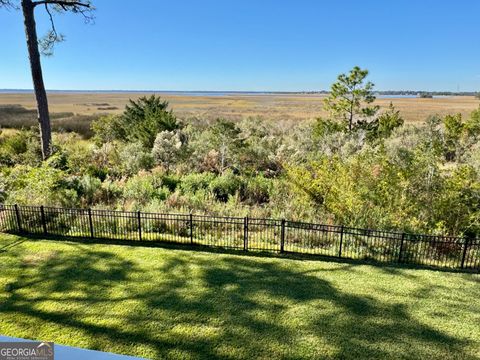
xmin=461 ymin=238 xmax=470 ymax=269
xmin=14 ymin=204 xmax=22 ymax=233
xmin=338 ymin=225 xmax=344 ymax=257
xmin=88 ymin=208 xmax=94 ymax=238
xmin=137 ymin=211 xmax=142 ymax=241
xmin=243 ymin=216 xmax=249 ymax=251
xmin=280 ymin=219 xmax=286 ymax=253
xmin=398 ymin=233 xmax=405 ymax=263
xmin=190 ymin=213 xmax=194 ymax=244
xmin=40 ymin=205 xmax=47 ymax=235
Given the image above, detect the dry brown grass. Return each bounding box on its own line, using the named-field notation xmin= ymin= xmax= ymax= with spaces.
xmin=0 ymin=92 xmax=478 ymax=123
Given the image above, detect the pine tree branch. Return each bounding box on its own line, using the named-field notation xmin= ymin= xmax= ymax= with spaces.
xmin=0 ymin=0 xmax=18 ymax=9
xmin=44 ymin=3 xmax=57 ymax=36
xmin=32 ymin=0 xmax=90 ymax=8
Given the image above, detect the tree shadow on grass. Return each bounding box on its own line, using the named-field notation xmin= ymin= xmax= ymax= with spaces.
xmin=15 ymin=233 xmax=480 ymax=275
xmin=0 ymin=238 xmax=25 ymax=253
xmin=0 ymin=242 xmax=477 ymax=359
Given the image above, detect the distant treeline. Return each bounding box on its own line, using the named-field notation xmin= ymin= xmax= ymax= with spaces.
xmin=375 ymin=91 xmax=479 ymax=96
xmin=297 ymin=90 xmax=479 ymax=96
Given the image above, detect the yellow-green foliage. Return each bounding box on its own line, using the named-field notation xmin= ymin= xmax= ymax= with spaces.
xmin=2 ymin=94 xmax=480 ymax=237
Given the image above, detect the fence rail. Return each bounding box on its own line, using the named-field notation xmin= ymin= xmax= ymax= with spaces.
xmin=0 ymin=204 xmax=478 ymax=270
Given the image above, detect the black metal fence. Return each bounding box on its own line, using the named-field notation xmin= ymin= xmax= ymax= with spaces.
xmin=0 ymin=204 xmax=479 ymax=270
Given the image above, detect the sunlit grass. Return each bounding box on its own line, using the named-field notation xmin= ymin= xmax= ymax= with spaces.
xmin=0 ymin=234 xmax=478 ymax=359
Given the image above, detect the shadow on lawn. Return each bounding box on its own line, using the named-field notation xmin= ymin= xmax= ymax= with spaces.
xmin=0 ymin=242 xmax=476 ymax=359
xmin=19 ymin=233 xmax=479 ymax=274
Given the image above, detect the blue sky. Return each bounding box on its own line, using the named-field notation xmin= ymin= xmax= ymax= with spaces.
xmin=0 ymin=0 xmax=479 ymax=91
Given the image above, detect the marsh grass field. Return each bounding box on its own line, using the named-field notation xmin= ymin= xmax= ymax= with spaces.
xmin=0 ymin=92 xmax=478 ymax=125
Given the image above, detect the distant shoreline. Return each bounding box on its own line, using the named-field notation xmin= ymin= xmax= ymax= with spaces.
xmin=0 ymin=89 xmax=477 ymax=97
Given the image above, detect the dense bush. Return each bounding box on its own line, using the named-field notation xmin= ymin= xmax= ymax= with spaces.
xmin=152 ymin=130 xmax=185 ymax=173
xmin=2 ymin=88 xmax=480 ymax=237
xmin=0 ymin=129 xmax=42 ymax=166
xmin=122 ymin=173 xmax=169 ymax=206
xmin=91 ymin=115 xmax=127 ymax=145
xmin=3 ymin=165 xmax=78 ymax=207
xmin=180 ymin=172 xmax=216 ymax=194
xmin=240 ymin=175 xmax=272 ymax=205
xmin=118 ymin=142 xmax=154 ymax=176
xmin=209 ymin=171 xmax=243 ymax=202
xmin=159 ymin=174 xmax=181 ymax=192
xmin=91 ymin=96 xmax=180 ymax=148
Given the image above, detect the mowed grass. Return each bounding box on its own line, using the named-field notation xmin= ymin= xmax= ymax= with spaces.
xmin=0 ymin=234 xmax=479 ymax=360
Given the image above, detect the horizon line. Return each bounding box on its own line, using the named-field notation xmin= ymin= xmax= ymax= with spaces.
xmin=0 ymin=88 xmax=478 ymax=94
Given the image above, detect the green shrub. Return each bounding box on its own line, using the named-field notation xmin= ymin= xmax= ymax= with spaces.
xmin=123 ymin=175 xmax=157 ymax=205
xmin=0 ymin=130 xmax=42 ymax=166
xmin=91 ymin=115 xmax=126 ymax=146
xmin=5 ymin=165 xmax=78 ymax=207
xmin=98 ymin=179 xmax=122 ymax=206
xmin=312 ymin=117 xmax=345 ymax=139
xmin=46 ymin=151 xmax=69 ymax=170
xmin=118 ymin=142 xmax=154 ymax=176
xmin=160 ymin=174 xmax=180 ymax=192
xmin=366 ymin=102 xmax=404 ymax=141
xmin=76 ymin=174 xmax=103 ymax=206
xmin=209 ymin=171 xmax=243 ymax=202
xmin=2 ymin=132 xmax=28 ymax=154
xmin=240 ymin=176 xmax=272 ymax=205
xmin=91 ymin=96 xmax=181 ymax=149
xmin=180 ymin=172 xmax=216 ymax=194
xmin=122 ymin=174 xmax=170 ymax=206
xmin=123 ymin=95 xmax=180 ymax=148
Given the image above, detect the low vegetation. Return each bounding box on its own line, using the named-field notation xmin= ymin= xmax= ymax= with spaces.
xmin=0 ymin=234 xmax=478 ymax=359
xmin=0 ymin=68 xmax=480 ymax=238
xmin=0 ymin=104 xmax=98 ymax=138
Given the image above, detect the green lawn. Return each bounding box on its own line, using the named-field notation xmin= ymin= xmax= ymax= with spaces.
xmin=0 ymin=234 xmax=478 ymax=360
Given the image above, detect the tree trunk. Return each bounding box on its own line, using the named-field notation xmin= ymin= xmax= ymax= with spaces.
xmin=21 ymin=0 xmax=52 ymax=160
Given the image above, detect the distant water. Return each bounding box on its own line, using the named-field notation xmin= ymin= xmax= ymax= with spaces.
xmin=377 ymin=95 xmax=453 ymax=99
xmin=377 ymin=95 xmax=418 ymax=99
xmin=0 ymin=89 xmax=288 ymax=97
xmin=0 ymin=89 xmax=457 ymax=99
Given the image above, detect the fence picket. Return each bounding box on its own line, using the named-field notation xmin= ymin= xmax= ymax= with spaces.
xmin=88 ymin=208 xmax=94 ymax=238
xmin=243 ymin=217 xmax=249 ymax=251
xmin=398 ymin=233 xmax=405 ymax=263
xmin=137 ymin=211 xmax=142 ymax=241
xmin=461 ymin=238 xmax=469 ymax=269
xmin=40 ymin=205 xmax=47 ymax=235
xmin=338 ymin=225 xmax=344 ymax=258
xmin=190 ymin=213 xmax=194 ymax=244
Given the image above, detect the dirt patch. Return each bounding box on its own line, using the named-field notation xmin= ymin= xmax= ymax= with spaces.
xmin=22 ymin=250 xmax=58 ymax=267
